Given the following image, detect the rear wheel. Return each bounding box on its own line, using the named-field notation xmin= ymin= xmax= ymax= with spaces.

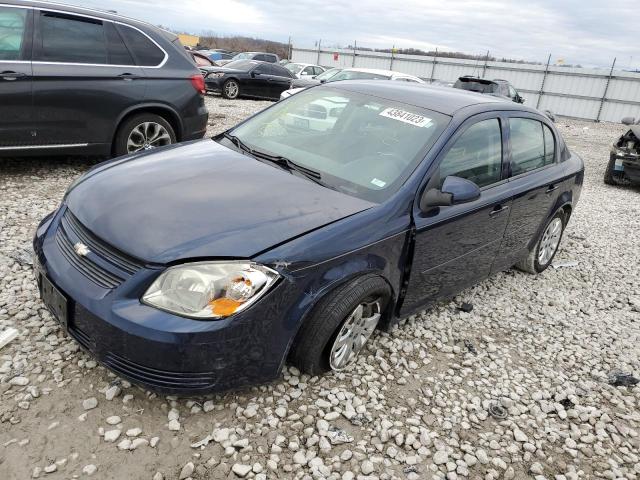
xmin=222 ymin=79 xmax=240 ymax=99
xmin=515 ymin=210 xmax=566 ymax=274
xmin=113 ymin=113 xmax=175 ymax=157
xmin=604 ymin=154 xmax=631 ymax=186
xmin=289 ymin=276 xmax=390 ymax=375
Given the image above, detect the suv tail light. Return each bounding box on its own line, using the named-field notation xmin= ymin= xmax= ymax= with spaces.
xmin=190 ymin=74 xmax=205 ymax=94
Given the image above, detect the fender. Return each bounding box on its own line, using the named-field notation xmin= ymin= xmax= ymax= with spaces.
xmin=112 ymin=102 xmax=184 ymax=142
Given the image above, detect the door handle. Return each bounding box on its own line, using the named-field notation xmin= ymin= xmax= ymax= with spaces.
xmin=489 ymin=205 xmax=509 ymax=216
xmin=0 ymin=71 xmax=26 ymax=81
xmin=118 ymin=73 xmax=141 ymax=81
xmin=546 ymin=184 xmax=559 ymax=193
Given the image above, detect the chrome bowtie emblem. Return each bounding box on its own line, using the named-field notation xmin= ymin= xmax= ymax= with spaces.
xmin=74 ymin=242 xmax=90 ymax=257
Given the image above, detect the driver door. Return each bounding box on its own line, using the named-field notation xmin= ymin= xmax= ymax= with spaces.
xmin=401 ymin=114 xmax=513 ymax=314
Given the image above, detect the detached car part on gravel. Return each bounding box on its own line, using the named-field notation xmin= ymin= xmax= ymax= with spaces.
xmin=605 ymin=117 xmax=640 ymax=186
xmin=34 ymin=81 xmax=584 ymax=394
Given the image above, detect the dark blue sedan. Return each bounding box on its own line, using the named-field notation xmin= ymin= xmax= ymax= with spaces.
xmin=33 ymin=81 xmax=584 ymax=394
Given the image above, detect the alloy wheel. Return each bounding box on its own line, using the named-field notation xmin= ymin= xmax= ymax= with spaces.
xmin=538 ymin=217 xmax=563 ymax=265
xmin=329 ymin=299 xmax=381 ymax=370
xmin=127 ymin=122 xmax=172 ymax=153
xmin=224 ymin=81 xmax=239 ymax=98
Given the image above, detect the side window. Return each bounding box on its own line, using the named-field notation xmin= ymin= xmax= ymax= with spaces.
xmin=510 ymin=118 xmax=546 ymax=175
xmin=274 ymin=65 xmax=292 ymax=77
xmin=543 ymin=124 xmax=556 ymax=165
xmin=38 ymin=12 xmax=107 ymax=64
xmin=313 ymin=67 xmax=323 ymax=75
xmin=116 ymin=24 xmax=164 ymax=66
xmin=266 ymin=54 xmax=277 ymax=63
xmin=104 ymin=22 xmax=134 ymax=66
xmin=302 ymin=66 xmax=314 ymax=75
xmin=253 ymin=54 xmax=266 ymax=61
xmin=254 ymin=63 xmax=270 ymax=75
xmin=0 ymin=6 xmax=27 ymax=60
xmin=439 ymin=119 xmax=503 ymax=188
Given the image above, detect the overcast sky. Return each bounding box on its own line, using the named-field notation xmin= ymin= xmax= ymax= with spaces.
xmin=66 ymin=0 xmax=637 ymax=69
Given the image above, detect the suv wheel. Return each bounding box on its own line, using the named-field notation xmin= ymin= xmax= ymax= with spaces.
xmin=114 ymin=113 xmax=176 ymax=157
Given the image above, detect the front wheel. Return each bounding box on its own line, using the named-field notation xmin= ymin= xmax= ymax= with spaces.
xmin=515 ymin=210 xmax=566 ymax=274
xmin=113 ymin=113 xmax=176 ymax=157
xmin=289 ymin=276 xmax=390 ymax=375
xmin=222 ymin=79 xmax=240 ymax=99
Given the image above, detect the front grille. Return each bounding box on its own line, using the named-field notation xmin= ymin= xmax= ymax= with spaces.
xmin=103 ymin=352 xmax=217 ymax=391
xmin=56 ymin=228 xmax=123 ymax=289
xmin=61 ymin=210 xmax=144 ymax=275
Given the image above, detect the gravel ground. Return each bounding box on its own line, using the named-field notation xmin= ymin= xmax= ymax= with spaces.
xmin=1 ymin=94 xmax=639 ymax=480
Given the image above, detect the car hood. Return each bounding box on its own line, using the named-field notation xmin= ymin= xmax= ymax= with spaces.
xmin=291 ymin=77 xmax=321 ymax=88
xmin=65 ymin=141 xmax=374 ymax=264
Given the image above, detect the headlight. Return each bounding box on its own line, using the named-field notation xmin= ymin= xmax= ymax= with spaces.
xmin=207 ymin=72 xmax=225 ymax=79
xmin=142 ymin=262 xmax=279 ymax=319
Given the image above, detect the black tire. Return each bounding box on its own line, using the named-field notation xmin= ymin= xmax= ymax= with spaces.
xmin=113 ymin=113 xmax=176 ymax=157
xmin=515 ymin=210 xmax=566 ymax=274
xmin=604 ymin=154 xmax=631 ymax=186
xmin=222 ymin=79 xmax=240 ymax=99
xmin=289 ymin=276 xmax=391 ymax=375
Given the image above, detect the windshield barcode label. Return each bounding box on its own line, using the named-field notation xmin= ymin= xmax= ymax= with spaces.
xmin=379 ymin=108 xmax=433 ymax=128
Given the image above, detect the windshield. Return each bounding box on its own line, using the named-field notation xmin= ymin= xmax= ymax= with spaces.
xmin=224 ymin=60 xmax=256 ymax=71
xmin=232 ymin=53 xmax=253 ymax=60
xmin=225 ymin=87 xmax=449 ymax=202
xmin=315 ymin=68 xmax=342 ymax=81
xmin=328 ymin=71 xmax=388 ymax=82
xmin=285 ymin=63 xmax=305 ymax=74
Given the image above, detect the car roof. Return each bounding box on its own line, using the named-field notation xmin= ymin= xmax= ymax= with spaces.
xmin=323 ymin=80 xmax=534 ymax=116
xmin=6 ymin=0 xmax=164 ymax=33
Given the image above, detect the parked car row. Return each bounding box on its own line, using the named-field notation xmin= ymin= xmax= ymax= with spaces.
xmin=0 ymin=0 xmax=208 ymax=157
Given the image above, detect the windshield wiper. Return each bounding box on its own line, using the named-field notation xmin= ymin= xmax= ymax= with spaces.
xmin=223 ymin=132 xmax=254 ymax=155
xmin=223 ymin=133 xmax=334 ymax=189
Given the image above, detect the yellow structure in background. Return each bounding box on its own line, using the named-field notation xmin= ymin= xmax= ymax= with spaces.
xmin=178 ymin=34 xmax=200 ymax=48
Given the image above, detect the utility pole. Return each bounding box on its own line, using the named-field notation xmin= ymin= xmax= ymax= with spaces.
xmin=352 ymin=40 xmax=357 ymax=67
xmin=316 ymin=39 xmax=321 ymax=65
xmin=429 ymin=48 xmax=438 ymax=83
xmin=287 ymin=36 xmax=292 ymax=60
xmin=390 ymin=45 xmax=395 ymax=70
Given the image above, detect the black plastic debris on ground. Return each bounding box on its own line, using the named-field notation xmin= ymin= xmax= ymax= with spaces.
xmin=463 ymin=339 xmax=477 ymax=355
xmin=488 ymin=403 xmax=508 ymax=420
xmin=458 ymin=302 xmax=473 ymax=313
xmin=608 ymin=371 xmax=640 ymax=387
xmin=559 ymin=398 xmax=575 ymax=409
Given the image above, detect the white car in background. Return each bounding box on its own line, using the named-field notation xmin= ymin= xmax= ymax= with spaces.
xmin=285 ymin=62 xmax=327 ymax=79
xmin=280 ymin=68 xmax=425 ymax=99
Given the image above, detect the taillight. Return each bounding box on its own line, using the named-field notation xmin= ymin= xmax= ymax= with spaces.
xmin=190 ymin=74 xmax=205 ymax=94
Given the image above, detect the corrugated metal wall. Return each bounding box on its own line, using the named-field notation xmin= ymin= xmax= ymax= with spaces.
xmin=292 ymin=47 xmax=640 ymax=123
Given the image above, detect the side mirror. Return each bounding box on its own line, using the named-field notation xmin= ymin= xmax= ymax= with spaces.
xmin=252 ymin=71 xmax=260 ymax=78
xmin=320 ymin=79 xmax=326 ymax=83
xmin=420 ymin=176 xmax=481 ymax=210
xmin=517 ymin=95 xmax=525 ymax=104
xmin=621 ymin=117 xmax=636 ymax=125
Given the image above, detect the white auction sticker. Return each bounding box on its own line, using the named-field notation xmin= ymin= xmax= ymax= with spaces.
xmin=379 ymin=108 xmax=433 ymax=128
xmin=371 ymin=178 xmax=386 ymax=188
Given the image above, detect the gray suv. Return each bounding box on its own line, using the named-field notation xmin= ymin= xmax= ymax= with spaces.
xmin=0 ymin=0 xmax=208 ymax=157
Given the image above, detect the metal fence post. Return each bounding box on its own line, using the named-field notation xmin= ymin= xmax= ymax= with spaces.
xmin=390 ymin=45 xmax=395 ymax=71
xmin=352 ymin=40 xmax=357 ymax=67
xmin=481 ymin=50 xmax=490 ymax=78
xmin=536 ymin=54 xmax=552 ymax=109
xmin=429 ymin=48 xmax=438 ymax=83
xmin=316 ymin=39 xmax=321 ymax=65
xmin=287 ymin=36 xmax=292 ymax=60
xmin=596 ymin=57 xmax=616 ymax=122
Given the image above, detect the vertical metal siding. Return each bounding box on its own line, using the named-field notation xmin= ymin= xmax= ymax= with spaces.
xmin=292 ymin=47 xmax=640 ymax=122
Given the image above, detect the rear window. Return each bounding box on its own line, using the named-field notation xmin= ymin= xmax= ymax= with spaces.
xmin=38 ymin=11 xmax=107 ymax=64
xmin=0 ymin=6 xmax=27 ymax=60
xmin=116 ymin=24 xmax=165 ymax=66
xmin=454 ymin=78 xmax=498 ymax=94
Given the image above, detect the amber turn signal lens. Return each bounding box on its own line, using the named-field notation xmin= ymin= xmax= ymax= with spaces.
xmin=210 ymin=297 xmax=243 ymax=316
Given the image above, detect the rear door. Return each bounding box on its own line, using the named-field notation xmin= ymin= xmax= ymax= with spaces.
xmin=32 ymin=10 xmax=147 ymax=148
xmin=0 ymin=5 xmax=33 ymax=148
xmin=269 ymin=64 xmax=294 ymax=98
xmin=249 ymin=63 xmax=273 ymax=97
xmin=492 ymin=115 xmax=564 ymax=272
xmin=401 ymin=114 xmax=512 ymax=314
